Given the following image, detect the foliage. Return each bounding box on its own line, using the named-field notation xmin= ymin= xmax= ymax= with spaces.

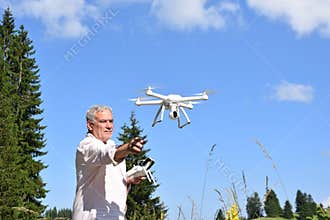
xmin=246 ymin=192 xmax=263 ymax=219
xmin=316 ymin=204 xmax=330 ymax=220
xmin=251 ymin=218 xmax=294 ymax=220
xmin=44 ymin=207 xmax=72 ymax=219
xmin=295 ymin=190 xmax=304 ymax=215
xmin=282 ymin=200 xmax=294 ymax=219
xmin=326 ymin=207 xmax=330 ymax=216
xmin=0 ymin=8 xmax=47 ymax=219
xmin=264 ymin=189 xmax=282 ymax=217
xmin=117 ymin=112 xmax=167 ymax=219
xmin=215 ymin=208 xmax=225 ymax=220
xmin=225 ymin=203 xmax=239 ymax=220
xmin=295 ymin=190 xmax=317 ymax=220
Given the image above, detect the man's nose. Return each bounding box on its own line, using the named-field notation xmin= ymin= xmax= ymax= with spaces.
xmin=106 ymin=121 xmax=112 ymax=127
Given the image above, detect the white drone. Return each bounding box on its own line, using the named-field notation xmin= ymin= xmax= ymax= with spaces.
xmin=131 ymin=86 xmax=209 ymax=128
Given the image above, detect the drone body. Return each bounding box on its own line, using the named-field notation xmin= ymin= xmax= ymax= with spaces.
xmin=132 ymin=87 xmax=209 ymax=128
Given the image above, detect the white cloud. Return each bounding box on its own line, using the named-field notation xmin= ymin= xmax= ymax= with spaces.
xmin=2 ymin=0 xmax=241 ymax=38
xmin=0 ymin=0 xmax=12 ymax=9
xmin=323 ymin=196 xmax=330 ymax=208
xmin=247 ymin=0 xmax=330 ymax=37
xmin=151 ymin=0 xmax=240 ymax=31
xmin=273 ymin=81 xmax=314 ymax=103
xmin=12 ymin=0 xmax=100 ymax=38
xmin=97 ymin=0 xmax=150 ymax=5
xmin=219 ymin=1 xmax=240 ymax=13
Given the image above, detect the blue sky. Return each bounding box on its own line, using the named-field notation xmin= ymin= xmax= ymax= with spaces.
xmin=1 ymin=0 xmax=330 ymax=219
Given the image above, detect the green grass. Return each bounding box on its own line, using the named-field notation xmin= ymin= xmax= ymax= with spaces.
xmin=326 ymin=207 xmax=330 ymax=215
xmin=253 ymin=218 xmax=295 ymax=220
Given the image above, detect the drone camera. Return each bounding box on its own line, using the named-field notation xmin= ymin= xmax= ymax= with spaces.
xmin=169 ymin=104 xmax=179 ymax=120
xmin=170 ymin=110 xmax=178 ymax=119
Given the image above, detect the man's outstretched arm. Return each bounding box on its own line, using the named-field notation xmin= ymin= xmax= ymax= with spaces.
xmin=114 ymin=137 xmax=146 ymax=163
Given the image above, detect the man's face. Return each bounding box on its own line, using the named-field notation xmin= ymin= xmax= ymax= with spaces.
xmin=87 ymin=110 xmax=114 ymax=143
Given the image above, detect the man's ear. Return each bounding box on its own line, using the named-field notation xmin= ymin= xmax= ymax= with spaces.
xmin=87 ymin=121 xmax=94 ymax=132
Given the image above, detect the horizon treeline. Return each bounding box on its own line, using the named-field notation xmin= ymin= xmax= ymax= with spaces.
xmin=242 ymin=189 xmax=330 ymax=220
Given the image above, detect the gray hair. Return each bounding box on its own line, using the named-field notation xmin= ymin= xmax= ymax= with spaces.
xmin=86 ymin=105 xmax=113 ymax=122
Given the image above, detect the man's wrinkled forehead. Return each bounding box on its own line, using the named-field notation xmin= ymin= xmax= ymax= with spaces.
xmin=94 ymin=110 xmax=113 ymax=120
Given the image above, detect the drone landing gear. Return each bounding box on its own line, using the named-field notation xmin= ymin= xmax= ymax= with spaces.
xmin=178 ymin=107 xmax=190 ymax=129
xmin=151 ymin=104 xmax=191 ymax=128
xmin=152 ymin=104 xmax=165 ymax=127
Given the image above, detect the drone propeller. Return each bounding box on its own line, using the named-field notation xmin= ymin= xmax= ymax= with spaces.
xmin=190 ymin=101 xmax=201 ymax=104
xmin=194 ymin=89 xmax=216 ymax=96
xmin=136 ymin=86 xmax=159 ymax=94
xmin=145 ymin=86 xmax=157 ymax=90
xmin=183 ymin=101 xmax=200 ymax=105
xmin=129 ymin=97 xmax=154 ymax=101
xmin=141 ymin=85 xmax=165 ymax=92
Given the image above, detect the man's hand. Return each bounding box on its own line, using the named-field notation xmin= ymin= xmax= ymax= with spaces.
xmin=127 ymin=137 xmax=147 ymax=154
xmin=114 ymin=137 xmax=147 ymax=163
xmin=127 ymin=176 xmax=146 ymax=185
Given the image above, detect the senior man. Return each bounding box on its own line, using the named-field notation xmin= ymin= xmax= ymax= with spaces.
xmin=73 ymin=105 xmax=146 ymax=220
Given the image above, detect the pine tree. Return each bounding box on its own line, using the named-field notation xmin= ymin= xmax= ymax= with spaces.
xmin=0 ymin=8 xmax=47 ymax=218
xmin=282 ymin=200 xmax=293 ymax=219
xmin=316 ymin=204 xmax=330 ymax=220
xmin=0 ymin=8 xmax=23 ymax=218
xmin=117 ymin=112 xmax=167 ymax=219
xmin=215 ymin=208 xmax=225 ymax=220
xmin=44 ymin=207 xmax=72 ymax=219
xmin=295 ymin=190 xmax=304 ymax=216
xmin=307 ymin=194 xmax=317 ymax=217
xmin=295 ymin=190 xmax=318 ymax=220
xmin=246 ymin=192 xmax=263 ymax=219
xmin=264 ymin=189 xmax=282 ymax=217
xmin=13 ymin=24 xmax=47 ymax=213
xmin=51 ymin=207 xmax=57 ymax=219
xmin=57 ymin=208 xmax=72 ymax=218
xmin=295 ymin=190 xmax=310 ymax=220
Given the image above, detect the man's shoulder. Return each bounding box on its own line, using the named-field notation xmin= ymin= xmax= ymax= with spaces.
xmin=77 ymin=134 xmax=95 ymax=149
xmin=80 ymin=134 xmax=93 ymax=142
xmin=106 ymin=139 xmax=116 ymax=146
xmin=77 ymin=134 xmax=116 ymax=149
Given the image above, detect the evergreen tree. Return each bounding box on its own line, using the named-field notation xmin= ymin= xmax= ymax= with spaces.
xmin=282 ymin=200 xmax=294 ymax=219
xmin=57 ymin=208 xmax=72 ymax=218
xmin=295 ymin=190 xmax=318 ymax=220
xmin=307 ymin=194 xmax=317 ymax=217
xmin=264 ymin=189 xmax=282 ymax=217
xmin=44 ymin=207 xmax=72 ymax=219
xmin=14 ymin=24 xmax=47 ymax=213
xmin=117 ymin=112 xmax=167 ymax=219
xmin=0 ymin=8 xmax=23 ymax=218
xmin=44 ymin=207 xmax=57 ymax=219
xmin=215 ymin=208 xmax=225 ymax=220
xmin=0 ymin=8 xmax=47 ymax=218
xmin=51 ymin=207 xmax=57 ymax=219
xmin=246 ymin=192 xmax=263 ymax=219
xmin=295 ymin=190 xmax=304 ymax=216
xmin=316 ymin=204 xmax=330 ymax=220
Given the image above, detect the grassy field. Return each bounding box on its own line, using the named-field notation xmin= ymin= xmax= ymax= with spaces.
xmin=326 ymin=208 xmax=330 ymax=215
xmin=253 ymin=218 xmax=295 ymax=220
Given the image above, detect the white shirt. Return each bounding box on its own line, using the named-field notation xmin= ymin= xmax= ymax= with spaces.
xmin=73 ymin=133 xmax=128 ymax=220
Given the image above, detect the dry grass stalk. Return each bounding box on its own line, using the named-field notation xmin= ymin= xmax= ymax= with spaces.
xmin=255 ymin=139 xmax=289 ymax=201
xmin=200 ymin=144 xmax=216 ymax=219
